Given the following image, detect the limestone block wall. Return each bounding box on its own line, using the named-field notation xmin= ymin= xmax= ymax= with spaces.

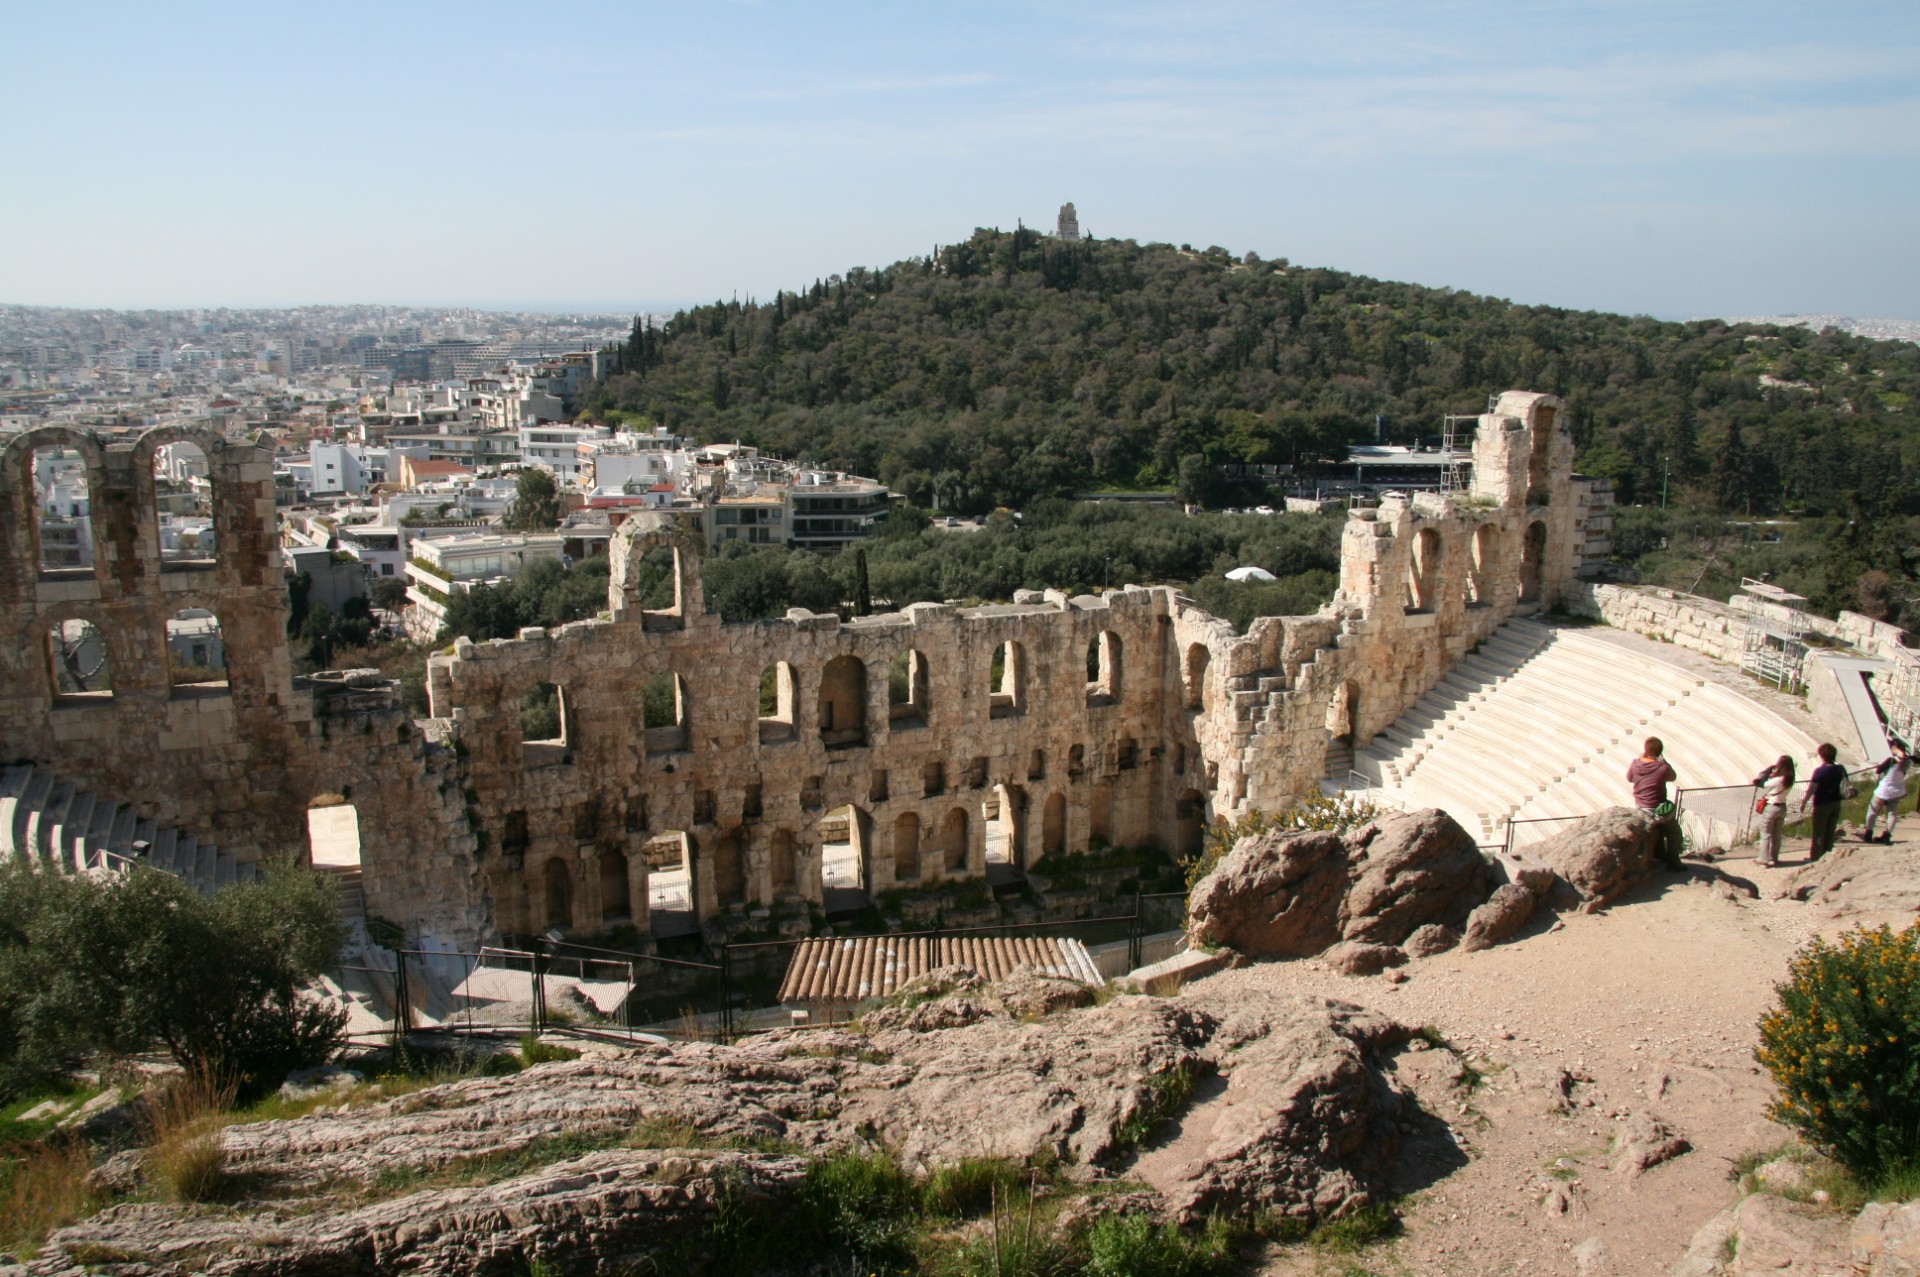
xmin=1570 ymin=584 xmax=1747 ymax=664
xmin=0 ymin=391 xmax=1589 ymax=950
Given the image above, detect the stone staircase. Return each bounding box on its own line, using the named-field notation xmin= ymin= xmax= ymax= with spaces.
xmin=0 ymin=763 xmax=258 ymax=895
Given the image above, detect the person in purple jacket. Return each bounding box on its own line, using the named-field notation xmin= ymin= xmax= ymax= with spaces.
xmin=1798 ymin=742 xmax=1848 ymax=862
xmin=1626 ymin=737 xmax=1684 ymax=870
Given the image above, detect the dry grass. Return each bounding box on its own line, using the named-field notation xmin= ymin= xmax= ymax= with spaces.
xmin=143 ymin=1071 xmax=236 ymax=1203
xmin=0 ymin=1139 xmax=96 ymax=1259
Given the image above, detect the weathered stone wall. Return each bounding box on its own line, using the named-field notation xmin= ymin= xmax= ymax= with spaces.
xmin=0 ymin=391 xmax=1587 ymax=949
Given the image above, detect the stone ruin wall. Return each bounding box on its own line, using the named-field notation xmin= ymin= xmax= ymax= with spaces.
xmin=0 ymin=392 xmax=1596 ymax=948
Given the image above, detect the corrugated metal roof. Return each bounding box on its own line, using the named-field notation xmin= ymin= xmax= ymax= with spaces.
xmin=776 ymin=935 xmax=1104 ymax=1004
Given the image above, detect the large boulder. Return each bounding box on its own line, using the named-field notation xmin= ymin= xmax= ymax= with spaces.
xmin=1528 ymin=806 xmax=1663 ymax=910
xmin=1187 ymin=809 xmax=1494 ymax=959
xmin=1461 ymin=883 xmax=1537 ymax=952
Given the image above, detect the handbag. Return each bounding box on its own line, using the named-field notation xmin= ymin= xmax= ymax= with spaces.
xmin=1754 ymin=796 xmax=1767 ymax=815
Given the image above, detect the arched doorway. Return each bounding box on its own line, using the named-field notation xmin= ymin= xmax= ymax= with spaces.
xmin=941 ymin=807 xmax=969 ymax=874
xmin=1469 ymin=524 xmax=1499 ymax=605
xmin=1176 ymin=790 xmax=1206 ymax=862
xmin=984 ymin=783 xmax=1025 ymax=870
xmin=893 ymin=812 xmax=922 ymax=882
xmin=599 ymin=849 xmax=631 ymax=924
xmin=1184 ymin=643 xmax=1211 ymax=711
xmin=543 ymin=858 xmax=573 ymax=932
xmin=1042 ymin=792 xmax=1066 ymax=858
xmin=818 ymin=656 xmax=868 ymax=748
xmin=710 ymin=830 xmax=746 ymax=906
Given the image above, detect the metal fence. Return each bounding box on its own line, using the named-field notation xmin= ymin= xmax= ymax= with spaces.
xmin=1675 ymin=783 xmax=1762 ymax=857
xmin=327 ymin=891 xmax=1192 ymax=1046
xmin=1502 ymin=814 xmax=1591 ymax=857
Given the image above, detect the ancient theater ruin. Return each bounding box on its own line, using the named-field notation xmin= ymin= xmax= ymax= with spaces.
xmin=0 ymin=392 xmax=1610 ymax=947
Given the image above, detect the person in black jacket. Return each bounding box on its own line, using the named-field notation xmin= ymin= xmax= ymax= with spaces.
xmin=1798 ymin=743 xmax=1847 ymax=862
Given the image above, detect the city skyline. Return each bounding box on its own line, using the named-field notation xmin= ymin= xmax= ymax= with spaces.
xmin=4 ymin=1 xmax=1916 ymax=322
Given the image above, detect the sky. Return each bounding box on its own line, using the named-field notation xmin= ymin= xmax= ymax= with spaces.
xmin=3 ymin=0 xmax=1916 ymax=321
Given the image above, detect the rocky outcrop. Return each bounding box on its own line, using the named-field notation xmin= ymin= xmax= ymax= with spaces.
xmin=17 ymin=974 xmax=1421 ymax=1276
xmin=1526 ymin=806 xmax=1663 ymax=910
xmin=1403 ymin=923 xmax=1461 ymax=958
xmin=1186 ymin=809 xmax=1494 ymax=960
xmin=1323 ymin=940 xmax=1408 ymax=976
xmin=1668 ymin=1183 xmax=1920 ymax=1275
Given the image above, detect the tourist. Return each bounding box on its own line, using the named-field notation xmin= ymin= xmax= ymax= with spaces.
xmin=1860 ymin=740 xmax=1910 ymax=845
xmin=1751 ymin=754 xmax=1795 ymax=867
xmin=1798 ymin=743 xmax=1848 ymax=862
xmin=1626 ymin=737 xmax=1684 ymax=870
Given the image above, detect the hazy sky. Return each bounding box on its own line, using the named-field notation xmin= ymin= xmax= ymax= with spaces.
xmin=4 ymin=1 xmax=1916 ymax=320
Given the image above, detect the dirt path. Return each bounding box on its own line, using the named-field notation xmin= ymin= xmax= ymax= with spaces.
xmin=1177 ymin=840 xmax=1919 ymax=1277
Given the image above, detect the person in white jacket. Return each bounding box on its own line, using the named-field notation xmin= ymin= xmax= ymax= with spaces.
xmin=1861 ymin=740 xmax=1910 ymax=844
xmin=1752 ymin=754 xmax=1795 ymax=867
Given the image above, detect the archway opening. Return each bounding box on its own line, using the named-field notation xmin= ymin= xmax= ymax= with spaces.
xmin=984 ymin=783 xmax=1025 ymax=870
xmin=1527 ymin=405 xmax=1557 ymax=506
xmin=46 ymin=618 xmax=111 ymax=703
xmin=154 ymin=440 xmax=213 ymax=568
xmin=644 ymin=830 xmax=695 ymax=922
xmin=1520 ymin=520 xmax=1547 ymax=603
xmin=888 ymin=650 xmax=930 ymax=727
xmin=643 ymin=671 xmax=689 ymax=753
xmin=819 ymin=805 xmax=871 ymax=911
xmin=1176 ymin=789 xmax=1206 ymax=862
xmin=989 ymin=640 xmax=1026 ymax=718
xmin=167 ymin=608 xmax=227 ymax=696
xmin=1086 ymin=631 xmax=1122 ymax=707
xmin=758 ymin=661 xmax=795 ymax=744
xmin=30 ymin=445 xmax=92 ymax=576
xmin=818 ymin=656 xmax=867 ymax=748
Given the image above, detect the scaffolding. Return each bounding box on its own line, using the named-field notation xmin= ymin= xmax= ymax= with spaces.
xmin=1737 ymin=578 xmax=1811 ymax=693
xmin=1440 ymin=415 xmax=1476 ymax=495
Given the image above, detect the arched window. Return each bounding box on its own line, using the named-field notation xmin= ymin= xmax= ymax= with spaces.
xmin=758 ymin=662 xmax=795 ymax=744
xmin=888 ymin=650 xmax=930 ymax=727
xmin=154 ymin=440 xmax=213 ymax=570
xmin=1086 ymin=631 xmax=1122 ymax=707
xmin=642 ymin=671 xmax=689 ymax=753
xmin=29 ymin=445 xmax=93 ymax=577
xmin=818 ymin=655 xmax=867 ymax=748
xmin=989 ymin=640 xmax=1026 ymax=718
xmin=46 ymin=617 xmax=111 ymax=703
xmin=167 ymin=608 xmax=228 ymax=697
xmin=1527 ymin=405 xmax=1557 ymax=506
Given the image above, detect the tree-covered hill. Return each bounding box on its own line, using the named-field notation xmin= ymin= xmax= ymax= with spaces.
xmin=586 ymin=227 xmax=1920 ymax=520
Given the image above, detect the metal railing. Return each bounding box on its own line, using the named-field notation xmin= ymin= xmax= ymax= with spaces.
xmin=1674 ymin=783 xmax=1763 ymax=857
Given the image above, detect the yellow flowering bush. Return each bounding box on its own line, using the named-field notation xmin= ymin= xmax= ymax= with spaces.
xmin=1756 ymin=923 xmax=1920 ymax=1176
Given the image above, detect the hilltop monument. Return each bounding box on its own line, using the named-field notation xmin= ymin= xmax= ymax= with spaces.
xmin=1057 ymin=202 xmax=1080 ymax=242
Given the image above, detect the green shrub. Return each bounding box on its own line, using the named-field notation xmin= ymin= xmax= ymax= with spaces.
xmin=1186 ymin=792 xmax=1382 ymax=889
xmin=923 ymin=1157 xmax=1028 ymax=1218
xmin=1758 ymin=923 xmax=1920 ymax=1177
xmin=795 ymin=1149 xmax=923 ymax=1266
xmin=1116 ymin=1065 xmax=1198 ymax=1150
xmin=1082 ymin=1213 xmax=1238 ymax=1277
xmin=519 ymin=1034 xmax=580 ymax=1066
xmin=0 ymin=1138 xmax=95 ymax=1259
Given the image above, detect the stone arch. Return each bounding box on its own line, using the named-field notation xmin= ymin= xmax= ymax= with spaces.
xmin=131 ymin=424 xmax=243 ymax=576
xmin=893 ymin=812 xmax=922 ymax=882
xmin=165 ymin=605 xmax=229 ymax=697
xmin=818 ymin=655 xmax=868 ymax=748
xmin=1042 ymin=791 xmax=1066 ymax=857
xmin=1183 ymin=643 xmax=1211 ymax=711
xmin=1469 ymin=523 xmax=1500 ymax=605
xmin=1408 ymin=526 xmax=1442 ymax=613
xmin=600 ymin=848 xmax=632 ymax=923
xmin=940 ymin=807 xmax=969 ymax=874
xmin=520 ymin=680 xmax=570 ymax=765
xmin=642 ymin=671 xmax=689 ymax=753
xmin=819 ymin=804 xmax=870 ymax=894
xmin=1086 ymin=631 xmax=1123 ymax=707
xmin=610 ymin=514 xmax=705 ymax=626
xmin=888 ymin=649 xmax=930 ymax=727
xmin=989 ymin=640 xmax=1027 ymax=718
xmin=1520 ymin=520 xmax=1547 ymax=603
xmin=758 ymin=661 xmax=796 ymax=744
xmin=644 ymin=830 xmax=696 ymax=921
xmin=710 ymin=829 xmax=746 ymax=906
xmin=542 ymin=857 xmax=574 ymax=932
